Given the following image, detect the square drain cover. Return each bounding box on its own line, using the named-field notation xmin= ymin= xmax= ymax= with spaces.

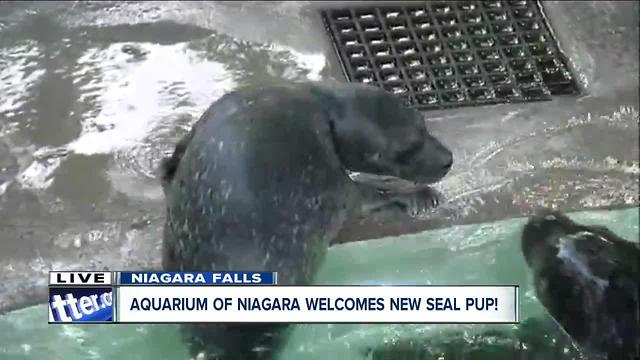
xmin=321 ymin=1 xmax=579 ymax=110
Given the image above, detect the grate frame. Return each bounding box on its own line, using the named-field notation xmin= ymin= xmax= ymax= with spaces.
xmin=320 ymin=1 xmax=579 ymax=111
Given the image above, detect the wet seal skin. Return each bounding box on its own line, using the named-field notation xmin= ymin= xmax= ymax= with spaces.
xmin=521 ymin=208 xmax=640 ymax=360
xmin=159 ymin=81 xmax=453 ymax=360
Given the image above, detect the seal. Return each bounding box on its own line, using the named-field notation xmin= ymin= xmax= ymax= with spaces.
xmin=159 ymin=81 xmax=454 ymax=359
xmin=521 ymin=208 xmax=640 ymax=360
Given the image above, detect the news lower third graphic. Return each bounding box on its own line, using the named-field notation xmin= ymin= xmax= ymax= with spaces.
xmin=116 ymin=285 xmax=519 ymax=324
xmin=118 ymin=271 xmax=277 ymax=285
xmin=47 ymin=271 xmax=520 ymax=324
xmin=49 ymin=271 xmax=115 ymax=323
xmin=48 ymin=287 xmax=114 ymax=323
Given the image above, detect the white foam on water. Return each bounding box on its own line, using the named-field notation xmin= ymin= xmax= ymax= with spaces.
xmin=0 ymin=40 xmax=46 ymax=115
xmin=68 ymin=42 xmax=235 ymax=155
xmin=268 ymin=43 xmax=326 ymax=81
xmin=15 ymin=157 xmax=62 ymax=190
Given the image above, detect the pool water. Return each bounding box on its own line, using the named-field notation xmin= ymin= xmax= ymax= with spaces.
xmin=0 ymin=1 xmax=637 ymax=360
xmin=1 ymin=207 xmax=637 ymax=360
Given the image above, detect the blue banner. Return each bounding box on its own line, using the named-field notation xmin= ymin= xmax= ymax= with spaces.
xmin=48 ymin=287 xmax=113 ymax=323
xmin=118 ymin=271 xmax=277 ymax=285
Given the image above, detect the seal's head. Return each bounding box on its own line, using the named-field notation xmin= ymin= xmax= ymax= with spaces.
xmin=521 ymin=208 xmax=639 ymax=358
xmin=318 ymin=83 xmax=453 ymax=185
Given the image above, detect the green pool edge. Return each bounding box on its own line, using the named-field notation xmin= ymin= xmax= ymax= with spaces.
xmin=1 ymin=207 xmax=637 ymax=360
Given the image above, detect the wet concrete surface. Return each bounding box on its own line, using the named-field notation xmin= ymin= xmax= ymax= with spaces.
xmin=0 ymin=1 xmax=638 ymax=312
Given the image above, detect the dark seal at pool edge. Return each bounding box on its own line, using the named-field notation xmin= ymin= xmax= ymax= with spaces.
xmin=159 ymin=81 xmax=454 ymax=360
xmin=320 ymin=0 xmax=579 ymax=111
xmin=521 ymin=208 xmax=640 ymax=360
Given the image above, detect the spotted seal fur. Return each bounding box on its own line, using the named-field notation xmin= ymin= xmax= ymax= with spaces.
xmin=521 ymin=208 xmax=640 ymax=359
xmin=159 ymin=81 xmax=453 ymax=359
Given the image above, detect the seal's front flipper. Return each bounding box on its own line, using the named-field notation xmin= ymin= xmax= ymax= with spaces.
xmin=358 ymin=185 xmax=443 ymax=218
xmin=381 ymin=187 xmax=442 ymax=218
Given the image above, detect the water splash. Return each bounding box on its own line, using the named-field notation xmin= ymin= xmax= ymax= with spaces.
xmin=68 ymin=42 xmax=235 ymax=155
xmin=431 ymin=105 xmax=639 ymax=217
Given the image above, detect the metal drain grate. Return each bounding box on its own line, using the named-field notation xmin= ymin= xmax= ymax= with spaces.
xmin=321 ymin=1 xmax=579 ymax=110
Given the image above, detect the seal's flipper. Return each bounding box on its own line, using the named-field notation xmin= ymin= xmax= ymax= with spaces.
xmin=356 ymin=183 xmax=442 ymax=219
xmin=159 ymin=91 xmax=250 ymax=194
xmin=380 ymin=188 xmax=442 ymax=217
xmin=159 ymin=131 xmax=193 ymax=192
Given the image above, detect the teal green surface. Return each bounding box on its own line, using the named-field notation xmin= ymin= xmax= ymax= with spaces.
xmin=1 ymin=208 xmax=638 ymax=360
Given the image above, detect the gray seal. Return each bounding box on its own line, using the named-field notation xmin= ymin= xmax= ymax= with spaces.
xmin=521 ymin=208 xmax=640 ymax=359
xmin=159 ymin=81 xmax=453 ymax=359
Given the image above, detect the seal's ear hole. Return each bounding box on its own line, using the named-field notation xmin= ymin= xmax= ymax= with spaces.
xmin=371 ymin=152 xmax=383 ymax=161
xmin=327 ymin=119 xmax=347 ymax=166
